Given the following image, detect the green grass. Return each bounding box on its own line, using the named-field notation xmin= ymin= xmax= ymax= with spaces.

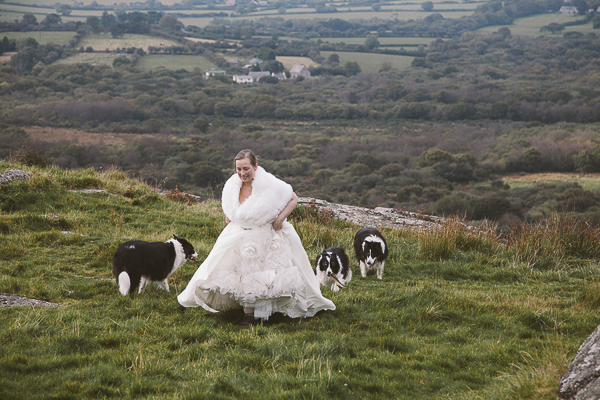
xmin=54 ymin=52 xmax=128 ymax=66
xmin=135 ymin=54 xmax=218 ymax=72
xmin=498 ymin=173 xmax=600 ymax=191
xmin=1 ymin=160 xmax=599 ymax=399
xmin=479 ymin=13 xmax=595 ymax=36
xmin=78 ymin=33 xmax=181 ymax=52
xmin=0 ymin=31 xmax=76 ymax=46
xmin=13 ymin=0 xmax=183 ymax=5
xmin=320 ymin=51 xmax=414 ymax=73
xmin=316 ymin=37 xmax=442 ymax=46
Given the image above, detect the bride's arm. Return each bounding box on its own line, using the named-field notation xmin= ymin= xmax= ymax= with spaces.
xmin=273 ymin=192 xmax=298 ymax=231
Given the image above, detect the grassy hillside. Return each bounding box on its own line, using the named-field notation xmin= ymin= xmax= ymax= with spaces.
xmin=1 ymin=161 xmax=600 ymax=399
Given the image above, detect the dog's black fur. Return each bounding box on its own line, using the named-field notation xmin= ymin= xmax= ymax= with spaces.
xmin=315 ymin=247 xmax=352 ymax=291
xmin=112 ymin=235 xmax=197 ymax=296
xmin=353 ymin=227 xmax=388 ymax=279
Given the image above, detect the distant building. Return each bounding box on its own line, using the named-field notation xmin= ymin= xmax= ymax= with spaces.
xmin=559 ymin=6 xmax=577 ymax=13
xmin=233 ymin=74 xmax=254 ymax=83
xmin=249 ymin=71 xmax=270 ymax=79
xmin=290 ymin=65 xmax=311 ymax=79
xmin=205 ymin=70 xmax=226 ymax=78
xmin=247 ymin=58 xmax=262 ymax=66
xmin=226 ymin=0 xmax=235 ymax=5
xmin=271 ymin=73 xmax=286 ymax=80
xmin=233 ymin=71 xmax=272 ymax=83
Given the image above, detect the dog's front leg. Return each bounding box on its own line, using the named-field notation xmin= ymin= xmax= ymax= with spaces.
xmin=138 ymin=276 xmax=147 ymax=293
xmin=158 ymin=279 xmax=169 ymax=291
xmin=359 ymin=261 xmax=367 ymax=278
xmin=331 ymin=282 xmax=340 ymax=292
xmin=377 ymin=261 xmax=385 ymax=279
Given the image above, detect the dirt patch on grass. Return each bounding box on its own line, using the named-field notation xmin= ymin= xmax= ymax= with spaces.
xmin=24 ymin=126 xmax=157 ymax=147
xmin=0 ymin=52 xmax=16 ymax=64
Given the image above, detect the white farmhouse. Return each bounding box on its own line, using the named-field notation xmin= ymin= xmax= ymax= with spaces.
xmin=559 ymin=6 xmax=577 ymax=13
xmin=233 ymin=75 xmax=254 ymax=83
xmin=290 ymin=65 xmax=310 ymax=79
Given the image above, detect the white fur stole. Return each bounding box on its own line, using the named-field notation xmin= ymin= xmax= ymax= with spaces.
xmin=221 ymin=166 xmax=293 ymax=229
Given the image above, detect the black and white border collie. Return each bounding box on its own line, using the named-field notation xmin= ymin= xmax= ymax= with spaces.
xmin=112 ymin=235 xmax=198 ymax=296
xmin=353 ymin=227 xmax=388 ymax=280
xmin=315 ymin=247 xmax=352 ymax=292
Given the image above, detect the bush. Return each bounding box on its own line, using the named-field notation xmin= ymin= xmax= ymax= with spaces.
xmin=10 ymin=146 xmax=47 ymax=168
xmin=432 ymin=194 xmax=468 ymax=217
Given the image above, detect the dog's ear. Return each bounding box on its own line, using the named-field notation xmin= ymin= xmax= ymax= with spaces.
xmin=173 ymin=234 xmax=179 ymax=240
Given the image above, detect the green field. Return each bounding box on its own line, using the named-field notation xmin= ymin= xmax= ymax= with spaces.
xmin=500 ymin=173 xmax=600 ymax=191
xmin=13 ymin=0 xmax=184 ymax=5
xmin=135 ymin=54 xmax=218 ymax=72
xmin=479 ymin=13 xmax=596 ymax=36
xmin=0 ymin=4 xmax=102 ymax=23
xmin=316 ymin=36 xmax=440 ymax=47
xmin=179 ymin=10 xmax=475 ymax=28
xmin=54 ymin=52 xmax=128 ymax=66
xmin=0 ymin=31 xmax=75 ymax=46
xmin=320 ymin=50 xmax=414 ymax=73
xmin=78 ymin=33 xmax=181 ymax=52
xmin=276 ymin=56 xmax=319 ymax=70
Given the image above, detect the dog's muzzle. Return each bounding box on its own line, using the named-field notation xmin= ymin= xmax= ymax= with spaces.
xmin=188 ymin=253 xmax=199 ymax=261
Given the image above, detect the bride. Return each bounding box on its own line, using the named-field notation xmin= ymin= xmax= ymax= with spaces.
xmin=178 ymin=149 xmax=336 ymax=326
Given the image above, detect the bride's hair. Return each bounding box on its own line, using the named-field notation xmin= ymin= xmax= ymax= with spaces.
xmin=234 ymin=149 xmax=257 ymax=167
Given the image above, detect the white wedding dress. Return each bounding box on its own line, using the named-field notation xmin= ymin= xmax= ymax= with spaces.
xmin=178 ymin=167 xmax=335 ymax=320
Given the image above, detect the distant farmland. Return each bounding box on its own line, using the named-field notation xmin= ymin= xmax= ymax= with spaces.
xmin=0 ymin=31 xmax=75 ymax=46
xmin=78 ymin=34 xmax=181 ymax=52
xmin=135 ymin=54 xmax=217 ymax=72
xmin=276 ymin=56 xmax=319 ymax=70
xmin=320 ymin=51 xmax=413 ymax=73
xmin=54 ymin=52 xmax=126 ymax=66
xmin=478 ymin=13 xmax=595 ymax=36
xmin=315 ymin=37 xmax=439 ymax=47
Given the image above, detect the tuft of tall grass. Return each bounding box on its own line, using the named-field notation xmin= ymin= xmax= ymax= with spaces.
xmin=508 ymin=213 xmax=600 ymax=270
xmin=416 ymin=217 xmax=500 ymax=261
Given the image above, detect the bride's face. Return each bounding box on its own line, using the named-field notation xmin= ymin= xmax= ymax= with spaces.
xmin=236 ymin=158 xmax=257 ymax=184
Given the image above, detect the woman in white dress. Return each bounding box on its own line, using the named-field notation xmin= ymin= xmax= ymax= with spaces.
xmin=178 ymin=150 xmax=336 ymax=326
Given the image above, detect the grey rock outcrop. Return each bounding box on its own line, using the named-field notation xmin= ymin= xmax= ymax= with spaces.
xmin=559 ymin=325 xmax=600 ymax=399
xmin=298 ymin=197 xmax=443 ymax=230
xmin=0 ymin=169 xmax=30 ymax=185
xmin=0 ymin=293 xmax=62 ymax=307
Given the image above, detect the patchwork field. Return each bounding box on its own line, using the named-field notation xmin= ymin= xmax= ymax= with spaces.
xmin=54 ymin=52 xmax=128 ymax=66
xmin=0 ymin=31 xmax=75 ymax=46
xmin=479 ymin=13 xmax=595 ymax=36
xmin=13 ymin=0 xmax=185 ymax=5
xmin=135 ymin=54 xmax=217 ymax=72
xmin=320 ymin=51 xmax=414 ymax=73
xmin=179 ymin=9 xmax=475 ymax=28
xmin=316 ymin=36 xmax=440 ymax=47
xmin=78 ymin=33 xmax=181 ymax=52
xmin=276 ymin=56 xmax=320 ymax=69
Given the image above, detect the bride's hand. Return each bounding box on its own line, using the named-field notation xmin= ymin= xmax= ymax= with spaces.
xmin=226 ymin=216 xmax=231 ymax=224
xmin=273 ymin=219 xmax=283 ymax=231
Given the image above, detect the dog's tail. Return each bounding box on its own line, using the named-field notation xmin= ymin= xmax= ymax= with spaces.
xmin=118 ymin=272 xmax=130 ymax=296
